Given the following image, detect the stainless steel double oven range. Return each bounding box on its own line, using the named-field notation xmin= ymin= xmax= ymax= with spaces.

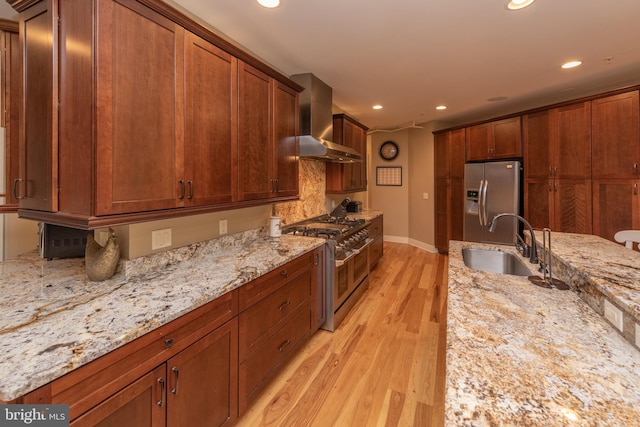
xmin=282 ymin=215 xmax=372 ymax=331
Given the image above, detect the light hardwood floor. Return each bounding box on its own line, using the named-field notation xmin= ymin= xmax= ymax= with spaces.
xmin=238 ymin=242 xmax=449 ymax=427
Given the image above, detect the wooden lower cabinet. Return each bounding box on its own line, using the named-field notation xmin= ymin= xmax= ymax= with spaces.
xmin=237 ymin=250 xmax=318 ymax=414
xmin=368 ymin=215 xmax=384 ymax=268
xmin=435 ymin=178 xmax=463 ymax=252
xmin=72 ymin=365 xmax=167 ymax=427
xmin=593 ymin=179 xmax=640 ymax=242
xmin=525 ymin=179 xmax=592 ymax=234
xmin=15 ymin=251 xmax=322 ymax=426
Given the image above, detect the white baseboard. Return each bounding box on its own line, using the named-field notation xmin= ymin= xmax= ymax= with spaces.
xmin=383 ymin=235 xmax=439 ymax=254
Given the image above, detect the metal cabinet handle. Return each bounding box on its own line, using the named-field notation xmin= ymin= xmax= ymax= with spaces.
xmin=280 ymin=270 xmax=288 ymax=278
xmin=634 ymin=183 xmax=638 ymax=196
xmin=634 ymin=163 xmax=639 ymax=175
xmin=278 ymin=339 xmax=291 ymax=352
xmin=178 ymin=180 xmax=185 ymax=200
xmin=157 ymin=378 xmax=165 ymax=407
xmin=554 ymin=166 xmax=558 ymax=176
xmin=187 ymin=181 xmax=193 ymax=200
xmin=278 ymin=300 xmax=291 ymax=311
xmin=171 ymin=367 xmax=179 ymax=395
xmin=12 ymin=178 xmax=23 ymax=200
xmin=548 ymin=182 xmax=552 ymax=192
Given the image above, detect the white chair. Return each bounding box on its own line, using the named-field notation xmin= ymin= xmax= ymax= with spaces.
xmin=613 ymin=230 xmax=640 ymax=250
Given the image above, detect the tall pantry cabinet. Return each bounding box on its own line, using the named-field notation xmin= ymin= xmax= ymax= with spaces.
xmin=591 ymin=90 xmax=640 ymax=241
xmin=523 ymin=101 xmax=592 ymax=233
xmin=434 ymin=128 xmax=465 ymax=252
xmin=10 ymin=0 xmax=301 ymax=229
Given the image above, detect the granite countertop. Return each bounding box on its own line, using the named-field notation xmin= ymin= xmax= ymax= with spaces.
xmin=446 ymin=238 xmax=640 ymax=426
xmin=0 ymin=228 xmax=325 ymax=402
xmin=345 ymin=208 xmax=384 ymax=222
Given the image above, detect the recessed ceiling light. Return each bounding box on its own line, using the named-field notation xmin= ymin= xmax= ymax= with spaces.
xmin=507 ymin=0 xmax=535 ymax=10
xmin=257 ymin=0 xmax=280 ymax=8
xmin=373 ymin=105 xmax=383 ymax=110
xmin=561 ymin=60 xmax=582 ymax=69
xmin=436 ymin=105 xmax=447 ymax=110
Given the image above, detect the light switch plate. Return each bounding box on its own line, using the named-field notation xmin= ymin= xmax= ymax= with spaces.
xmin=219 ymin=219 xmax=228 ymax=235
xmin=152 ymin=228 xmax=172 ymax=250
xmin=604 ymin=299 xmax=623 ymax=332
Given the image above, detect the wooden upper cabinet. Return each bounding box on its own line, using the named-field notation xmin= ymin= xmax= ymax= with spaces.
xmin=1 ymin=20 xmax=20 ymax=210
xmin=273 ymin=82 xmax=299 ymax=198
xmin=184 ymin=32 xmax=237 ymax=206
xmin=555 ymin=101 xmax=591 ymax=179
xmin=466 ymin=116 xmax=522 ymax=161
xmin=13 ymin=0 xmax=300 ymax=228
xmin=592 ymin=90 xmax=640 ymax=179
xmin=238 ymin=62 xmax=299 ymax=201
xmin=17 ymin=1 xmax=57 ymax=211
xmin=326 ymin=114 xmax=368 ymax=194
xmin=523 ymin=110 xmax=553 ymax=180
xmin=95 ymin=0 xmax=185 ymax=215
xmin=237 ymin=61 xmax=273 ymax=201
xmin=434 ymin=128 xmax=465 ymax=179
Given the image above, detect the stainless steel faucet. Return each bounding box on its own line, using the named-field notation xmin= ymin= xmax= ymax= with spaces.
xmin=488 ymin=213 xmax=538 ymax=264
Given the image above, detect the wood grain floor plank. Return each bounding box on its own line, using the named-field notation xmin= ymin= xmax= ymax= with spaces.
xmin=237 ymin=243 xmax=448 ymax=426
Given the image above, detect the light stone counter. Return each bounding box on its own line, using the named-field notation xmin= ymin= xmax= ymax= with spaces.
xmin=345 ymin=208 xmax=383 ymax=222
xmin=0 ymin=229 xmax=325 ymax=402
xmin=446 ymin=238 xmax=640 ymax=426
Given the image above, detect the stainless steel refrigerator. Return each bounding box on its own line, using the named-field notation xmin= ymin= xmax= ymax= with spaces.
xmin=463 ymin=160 xmax=521 ymax=244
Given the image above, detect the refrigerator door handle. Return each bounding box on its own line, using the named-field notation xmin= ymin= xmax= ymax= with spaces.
xmin=477 ymin=180 xmax=485 ymax=226
xmin=481 ymin=179 xmax=489 ymax=226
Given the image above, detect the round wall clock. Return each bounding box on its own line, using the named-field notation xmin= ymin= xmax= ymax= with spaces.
xmin=379 ymin=140 xmax=399 ymax=161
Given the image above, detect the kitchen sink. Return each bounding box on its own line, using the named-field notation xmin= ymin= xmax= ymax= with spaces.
xmin=462 ymin=248 xmax=532 ymax=276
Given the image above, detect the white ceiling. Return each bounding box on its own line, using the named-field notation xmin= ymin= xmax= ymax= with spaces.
xmin=3 ymin=0 xmax=640 ymax=131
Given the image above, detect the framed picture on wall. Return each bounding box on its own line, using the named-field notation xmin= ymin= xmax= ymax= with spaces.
xmin=376 ymin=166 xmax=402 ymax=186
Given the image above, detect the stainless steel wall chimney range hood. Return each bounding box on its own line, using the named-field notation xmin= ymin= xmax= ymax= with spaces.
xmin=290 ymin=73 xmax=362 ymax=163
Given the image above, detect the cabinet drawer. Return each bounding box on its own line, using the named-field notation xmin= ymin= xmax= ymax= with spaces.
xmin=239 ymin=269 xmax=312 ymax=361
xmin=239 ymin=305 xmax=312 ymax=412
xmin=239 ymin=251 xmax=314 ymax=310
xmin=369 ymin=216 xmax=383 ymax=239
xmin=31 ymin=290 xmax=238 ymax=421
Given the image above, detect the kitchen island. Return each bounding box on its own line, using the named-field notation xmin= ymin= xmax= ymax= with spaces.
xmin=0 ymin=228 xmax=325 ymax=403
xmin=446 ymin=236 xmax=640 ymax=425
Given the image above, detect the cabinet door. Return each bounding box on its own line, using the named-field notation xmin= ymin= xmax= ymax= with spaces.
xmin=18 ymin=1 xmax=57 ymax=211
xmin=448 ymin=128 xmax=466 ymax=179
xmin=523 ymin=110 xmax=552 ymax=180
xmin=553 ymin=180 xmax=592 ymax=234
xmin=524 ymin=179 xmax=552 ymax=230
xmin=434 ymin=133 xmax=448 ymax=179
xmin=465 ymin=123 xmax=490 ymax=162
xmin=450 ymin=178 xmax=464 ymax=242
xmin=273 ymin=82 xmax=298 ymax=197
xmin=2 ymin=27 xmax=20 ymax=208
xmin=238 ymin=61 xmax=273 ymax=200
xmin=71 ymin=365 xmax=166 ymax=427
xmin=435 ymin=179 xmax=448 ymax=252
xmin=184 ymin=32 xmax=237 ymax=205
xmin=167 ymin=318 xmax=238 ymax=427
xmin=492 ymin=117 xmax=522 ymax=159
xmin=592 ymin=91 xmax=640 ymax=179
xmin=556 ymin=102 xmax=591 ymax=180
xmin=95 ymin=0 xmax=184 ymax=215
xmin=592 ymin=179 xmax=640 ymax=242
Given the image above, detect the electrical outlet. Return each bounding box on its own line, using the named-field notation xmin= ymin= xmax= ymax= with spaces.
xmin=152 ymin=228 xmax=172 ymax=250
xmin=219 ymin=219 xmax=228 ymax=235
xmin=423 ymin=192 xmax=429 ymax=200
xmin=604 ymin=299 xmax=623 ymax=332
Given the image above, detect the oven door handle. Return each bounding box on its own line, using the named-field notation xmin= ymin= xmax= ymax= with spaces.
xmin=351 ymin=238 xmax=373 ymax=254
xmin=335 ymin=250 xmax=357 ymax=267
